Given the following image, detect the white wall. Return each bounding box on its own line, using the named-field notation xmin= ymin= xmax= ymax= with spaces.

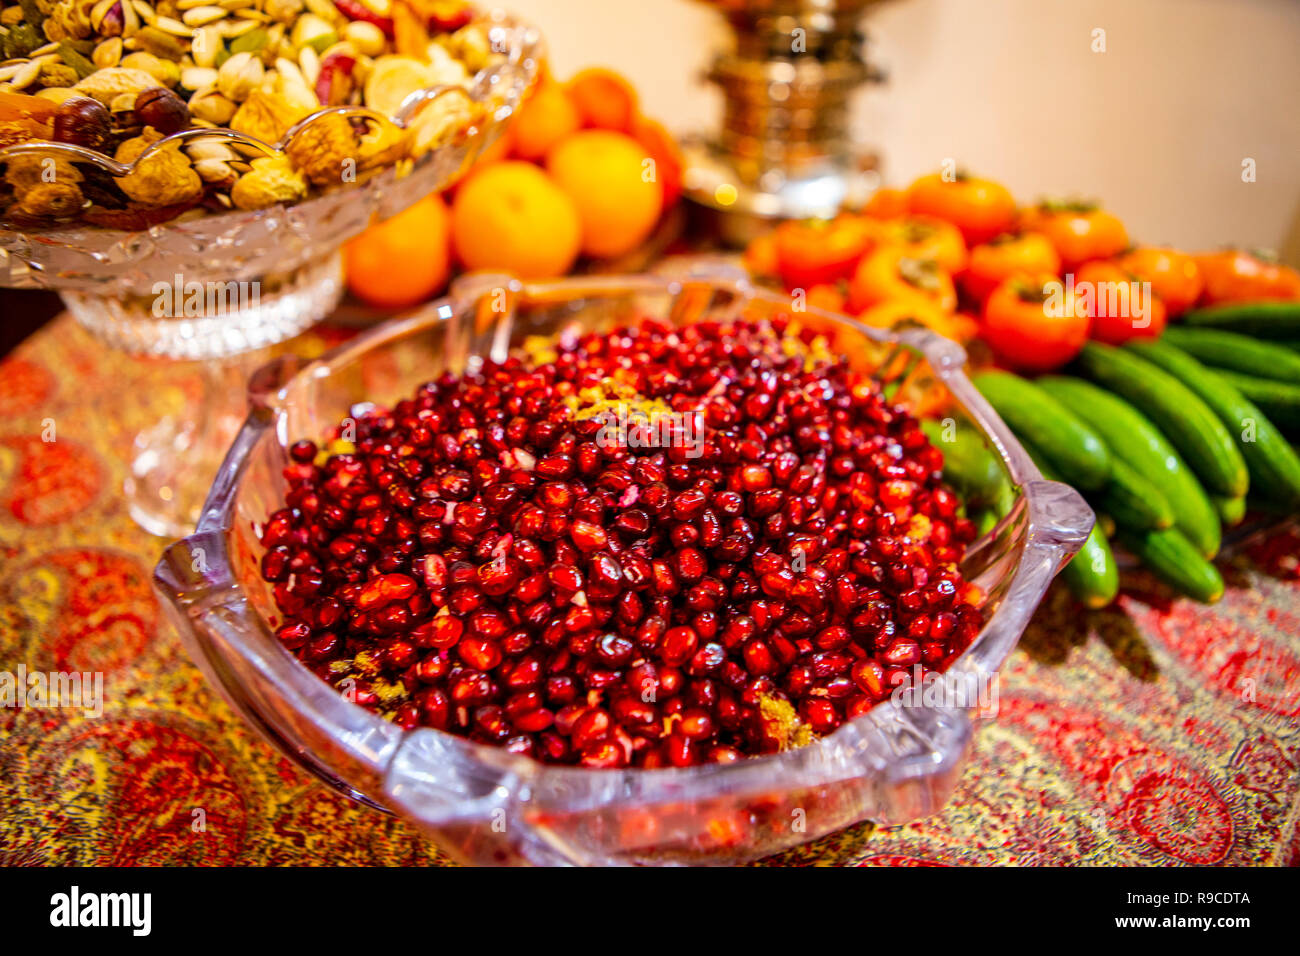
xmin=508 ymin=0 xmax=1300 ymax=260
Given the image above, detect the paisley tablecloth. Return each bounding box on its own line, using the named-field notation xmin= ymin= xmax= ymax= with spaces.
xmin=2 ymin=315 xmax=1297 ymax=866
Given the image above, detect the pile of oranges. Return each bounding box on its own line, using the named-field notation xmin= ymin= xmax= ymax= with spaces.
xmin=744 ymin=173 xmax=1300 ymax=372
xmin=344 ymin=66 xmax=683 ymax=309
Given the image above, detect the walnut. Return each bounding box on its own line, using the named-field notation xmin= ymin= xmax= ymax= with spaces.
xmin=406 ymin=89 xmax=478 ymax=158
xmin=230 ymin=155 xmax=307 ymax=210
xmin=230 ymin=89 xmax=309 ymax=146
xmin=285 ymin=111 xmax=357 ymax=187
xmin=115 ymin=129 xmax=203 ymax=205
xmin=4 ymin=154 xmax=85 ymax=223
xmin=42 ymin=0 xmax=94 ymax=42
xmin=356 ymin=119 xmax=407 ymax=171
xmin=5 ymin=154 xmax=83 ymax=191
xmin=38 ymin=64 xmax=79 ymax=89
xmin=12 ymin=180 xmax=84 ymax=220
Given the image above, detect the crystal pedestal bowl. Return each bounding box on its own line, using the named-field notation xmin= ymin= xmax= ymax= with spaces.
xmin=154 ymin=268 xmax=1093 ymax=865
xmin=0 ymin=9 xmax=542 ymax=537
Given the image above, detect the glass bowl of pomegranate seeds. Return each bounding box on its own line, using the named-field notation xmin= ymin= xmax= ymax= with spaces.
xmin=155 ymin=268 xmax=1093 ymax=865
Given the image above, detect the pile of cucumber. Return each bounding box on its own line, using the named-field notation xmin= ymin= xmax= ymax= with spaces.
xmin=962 ymin=300 xmax=1300 ymax=607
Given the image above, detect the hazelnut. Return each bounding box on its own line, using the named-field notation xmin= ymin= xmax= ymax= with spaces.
xmin=135 ymin=87 xmax=190 ymax=135
xmin=51 ymin=96 xmax=113 ymax=152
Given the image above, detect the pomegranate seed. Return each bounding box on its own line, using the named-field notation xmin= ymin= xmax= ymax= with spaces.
xmin=259 ymin=316 xmax=982 ymax=766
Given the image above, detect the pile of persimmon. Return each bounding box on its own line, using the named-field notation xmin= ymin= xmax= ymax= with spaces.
xmin=743 ymin=172 xmax=1300 ymax=372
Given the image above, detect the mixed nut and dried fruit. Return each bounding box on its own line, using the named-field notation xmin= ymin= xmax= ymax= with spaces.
xmin=0 ymin=0 xmax=502 ymax=228
xmin=260 ymin=316 xmax=985 ymax=769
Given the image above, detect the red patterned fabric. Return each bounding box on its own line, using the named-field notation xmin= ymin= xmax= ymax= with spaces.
xmin=1 ymin=317 xmax=1296 ymax=866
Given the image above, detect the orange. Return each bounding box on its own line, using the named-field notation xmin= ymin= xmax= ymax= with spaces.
xmin=566 ymin=67 xmax=639 ymax=132
xmin=631 ymin=115 xmax=684 ymax=209
xmin=344 ymin=193 xmax=451 ymax=309
xmin=450 ymin=161 xmax=581 ymax=278
xmin=547 ymin=130 xmax=663 ymax=259
xmin=510 ymin=80 xmax=580 ymax=162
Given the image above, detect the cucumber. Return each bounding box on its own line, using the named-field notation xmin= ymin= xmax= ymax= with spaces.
xmin=1037 ymin=376 xmax=1221 ymax=557
xmin=1096 ymin=458 xmax=1174 ymax=531
xmin=972 ymin=371 xmax=1111 ymax=489
xmin=1127 ymin=339 xmax=1300 ymax=508
xmin=1016 ymin=439 xmax=1116 ymax=607
xmin=1211 ymin=494 xmax=1247 ymax=527
xmin=1063 ymin=521 xmax=1120 ymax=609
xmin=1076 ymin=342 xmax=1248 ymax=498
xmin=920 ymin=417 xmax=1009 ymax=507
xmin=1207 ymin=369 xmax=1300 ymax=435
xmin=1116 ymin=527 xmax=1224 ymax=604
xmin=1161 ymin=326 xmax=1300 ymax=383
xmin=1180 ymin=300 xmax=1300 ymax=338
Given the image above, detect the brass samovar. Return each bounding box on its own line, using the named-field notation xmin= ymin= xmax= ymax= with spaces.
xmin=683 ymin=0 xmax=891 ymax=244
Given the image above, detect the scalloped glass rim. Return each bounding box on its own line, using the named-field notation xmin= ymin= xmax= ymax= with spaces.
xmin=0 ymin=9 xmax=542 ymax=294
xmin=154 ymin=269 xmax=1095 ymax=865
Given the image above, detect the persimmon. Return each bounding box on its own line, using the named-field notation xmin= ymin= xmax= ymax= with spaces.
xmin=859 ymin=298 xmax=978 ymax=342
xmin=848 ymin=246 xmax=957 ymax=313
xmin=1075 ymin=261 xmax=1166 ymax=344
xmin=1192 ymin=249 xmax=1300 ymax=305
xmin=1019 ymin=200 xmax=1128 ymax=271
xmin=861 ymin=187 xmax=909 ymax=220
xmin=905 ymin=171 xmax=1017 ymax=245
xmin=878 ymin=215 xmax=968 ymax=273
xmin=804 ymin=283 xmax=848 ymax=314
xmin=774 ymin=215 xmax=879 ymax=289
xmin=962 ymin=232 xmax=1061 ymax=302
xmin=1117 ymin=247 xmax=1202 ymax=316
xmin=981 ymin=273 xmax=1090 ymax=371
xmin=743 ymin=230 xmax=779 ymax=279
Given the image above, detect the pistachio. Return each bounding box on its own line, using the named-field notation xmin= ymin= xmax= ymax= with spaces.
xmin=189 ymin=24 xmax=220 ymax=66
xmin=192 ymin=156 xmax=235 ymax=182
xmin=121 ymin=50 xmax=178 ymax=87
xmin=92 ymin=36 xmax=123 ymax=68
xmin=188 ymin=85 xmax=235 ymax=123
xmin=180 ymin=5 xmax=225 ymax=27
xmin=180 ymin=65 xmax=217 ymax=90
xmin=216 ymin=49 xmax=262 ymax=101
xmin=35 ymin=86 xmax=83 ymax=105
xmin=133 ymin=24 xmax=185 ymax=59
xmin=185 ymin=138 xmax=241 ymax=161
xmin=288 ymin=12 xmax=331 ymax=52
xmin=296 ymin=43 xmax=319 ymax=85
xmin=90 ymin=0 xmax=124 ymax=38
xmin=302 ymin=0 xmax=342 ymax=25
xmin=342 ymin=20 xmax=384 ymax=59
xmin=153 ymin=16 xmax=194 ymax=38
xmin=11 ymin=58 xmax=44 ymax=90
xmin=120 ymin=0 xmax=140 ymax=37
xmin=264 ymin=0 xmax=302 ymax=25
